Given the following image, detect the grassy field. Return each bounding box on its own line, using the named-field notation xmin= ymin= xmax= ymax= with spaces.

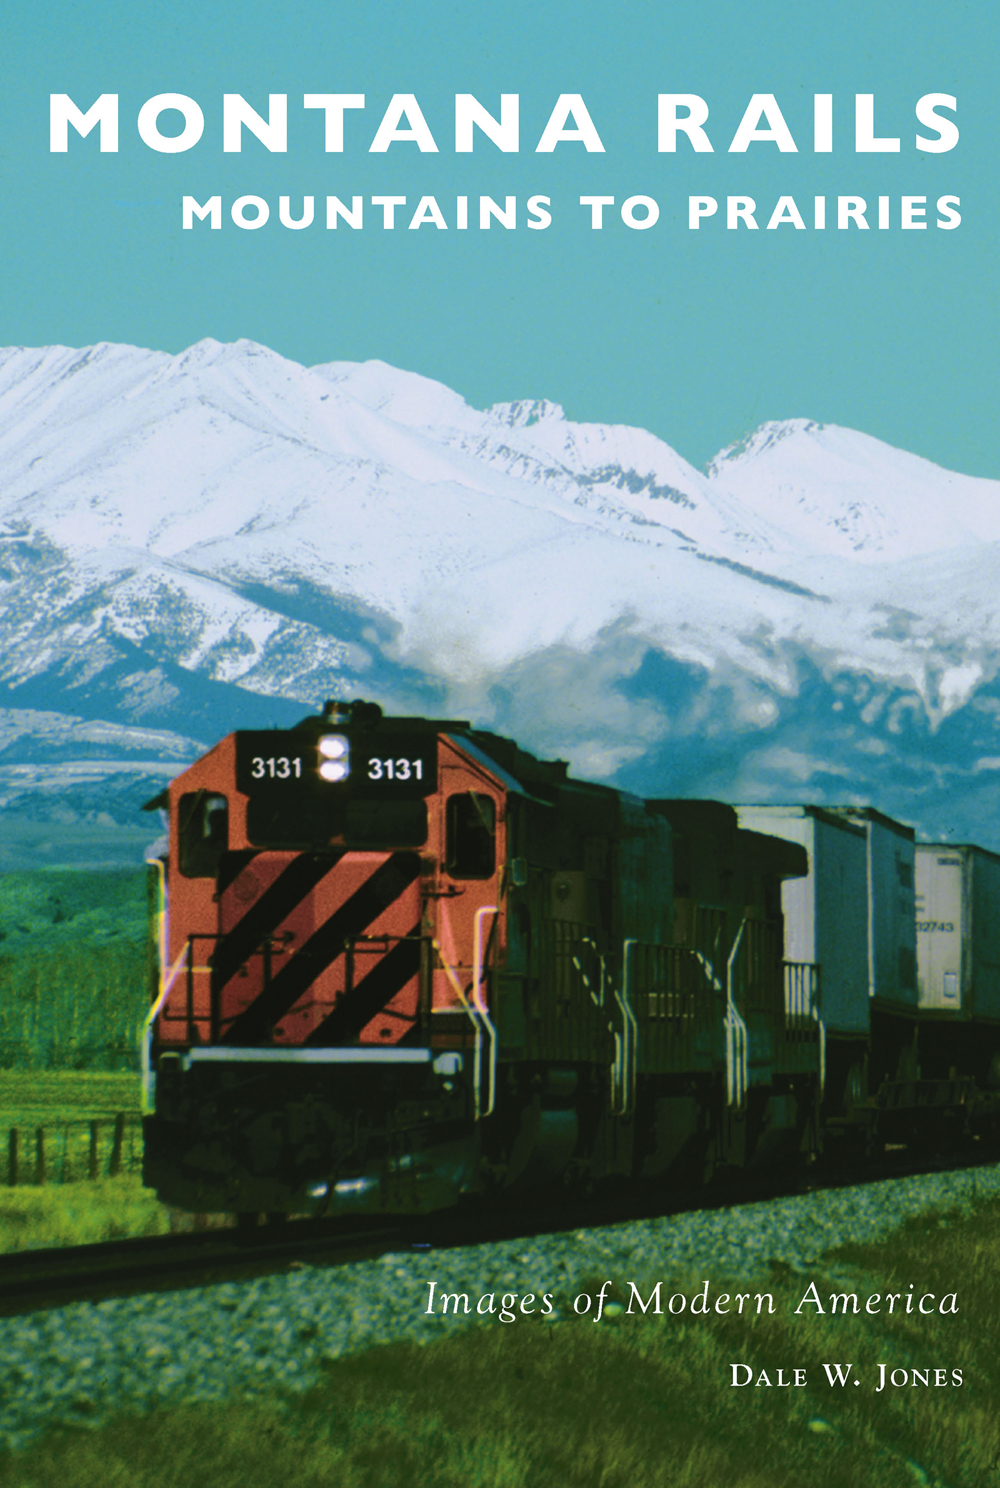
xmin=0 ymin=1072 xmax=156 ymax=1249
xmin=0 ymin=1070 xmax=142 ymax=1118
xmin=0 ymin=868 xmax=162 ymax=1242
xmin=0 ymin=1198 xmax=997 ymax=1487
xmin=0 ymin=1174 xmax=170 ymax=1251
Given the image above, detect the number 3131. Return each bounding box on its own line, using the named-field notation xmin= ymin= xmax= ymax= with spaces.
xmin=368 ymin=758 xmax=423 ymax=781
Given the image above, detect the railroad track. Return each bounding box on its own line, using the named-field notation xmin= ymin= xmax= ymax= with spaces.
xmin=2 ymin=1144 xmax=997 ymax=1320
xmin=0 ymin=1217 xmax=404 ymax=1319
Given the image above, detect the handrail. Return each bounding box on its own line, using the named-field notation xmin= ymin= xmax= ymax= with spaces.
xmin=146 ymin=854 xmax=169 ymax=984
xmin=568 ymin=934 xmax=618 ymax=1109
xmin=140 ymin=939 xmax=193 ymax=1116
xmin=573 ymin=936 xmax=605 ymax=1009
xmin=432 ymin=939 xmax=487 ymax=1119
xmin=693 ymin=951 xmax=723 ymax=992
xmin=472 ymin=906 xmax=499 ymax=1118
xmin=145 ymin=927 xmax=446 ymax=1112
xmin=615 ymin=940 xmax=639 ymax=1116
xmin=725 ymin=920 xmax=749 ymax=1108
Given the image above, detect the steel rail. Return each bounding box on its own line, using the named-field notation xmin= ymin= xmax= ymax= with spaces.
xmin=1 ymin=1142 xmax=997 ymax=1321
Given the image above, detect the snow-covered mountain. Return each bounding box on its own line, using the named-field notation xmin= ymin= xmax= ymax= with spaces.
xmin=2 ymin=338 xmax=999 ymax=866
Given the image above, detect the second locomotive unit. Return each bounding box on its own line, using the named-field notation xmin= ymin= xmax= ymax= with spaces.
xmin=142 ymin=700 xmax=824 ymax=1215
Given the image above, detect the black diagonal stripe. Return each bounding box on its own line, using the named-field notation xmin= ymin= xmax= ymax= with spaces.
xmin=217 ymin=850 xmax=258 ymax=896
xmin=211 ymin=853 xmax=337 ymax=996
xmin=305 ymin=923 xmax=422 ymax=1045
xmin=220 ymin=851 xmax=421 ymax=1043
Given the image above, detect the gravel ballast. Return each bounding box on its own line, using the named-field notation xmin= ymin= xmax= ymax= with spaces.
xmin=2 ymin=1164 xmax=997 ymax=1454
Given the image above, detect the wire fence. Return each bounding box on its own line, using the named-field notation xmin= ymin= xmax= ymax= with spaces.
xmin=3 ymin=1114 xmax=143 ymax=1186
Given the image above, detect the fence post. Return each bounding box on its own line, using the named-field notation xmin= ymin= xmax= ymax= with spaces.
xmin=109 ymin=1113 xmax=125 ymax=1177
xmin=89 ymin=1120 xmax=99 ymax=1181
xmin=35 ymin=1127 xmax=45 ymax=1186
xmin=8 ymin=1129 xmax=17 ymax=1187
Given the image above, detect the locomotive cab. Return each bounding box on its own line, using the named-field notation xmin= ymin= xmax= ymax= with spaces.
xmin=144 ymin=700 xmax=515 ymax=1214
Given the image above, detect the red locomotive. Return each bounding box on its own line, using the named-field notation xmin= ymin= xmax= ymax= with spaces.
xmin=142 ymin=700 xmax=824 ymax=1217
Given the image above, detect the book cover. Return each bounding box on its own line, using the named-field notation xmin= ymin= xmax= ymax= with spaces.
xmin=0 ymin=1 xmax=995 ymax=1482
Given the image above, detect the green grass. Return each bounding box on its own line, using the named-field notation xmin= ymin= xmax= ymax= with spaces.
xmin=0 ymin=1070 xmax=141 ymax=1119
xmin=0 ymin=1068 xmax=183 ymax=1248
xmin=0 ymin=1072 xmax=147 ymax=1234
xmin=0 ymin=1071 xmax=196 ymax=1248
xmin=2 ymin=1198 xmax=999 ymax=1486
xmin=0 ymin=1174 xmax=169 ymax=1252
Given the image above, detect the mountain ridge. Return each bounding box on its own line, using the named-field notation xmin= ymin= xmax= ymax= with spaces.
xmin=1 ymin=337 xmax=998 ymax=867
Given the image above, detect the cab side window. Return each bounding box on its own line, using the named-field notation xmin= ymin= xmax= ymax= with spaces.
xmin=179 ymin=792 xmax=229 ymax=878
xmin=446 ymin=792 xmax=496 ymax=878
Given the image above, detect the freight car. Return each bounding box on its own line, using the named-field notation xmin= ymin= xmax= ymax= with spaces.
xmin=736 ymin=807 xmax=1000 ymax=1149
xmin=141 ymin=700 xmax=826 ymax=1217
xmin=913 ymin=842 xmax=1000 ymax=1088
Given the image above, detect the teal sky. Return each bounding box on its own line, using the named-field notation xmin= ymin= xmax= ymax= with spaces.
xmin=2 ymin=0 xmax=996 ymax=476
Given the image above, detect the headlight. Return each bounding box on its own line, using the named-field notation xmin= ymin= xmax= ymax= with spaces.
xmin=318 ymin=733 xmax=350 ymax=781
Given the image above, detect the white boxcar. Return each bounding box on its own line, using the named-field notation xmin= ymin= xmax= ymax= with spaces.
xmin=828 ymin=807 xmax=918 ymax=1012
xmin=915 ymin=844 xmax=1000 ymax=1021
xmin=735 ymin=806 xmax=869 ymax=1036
